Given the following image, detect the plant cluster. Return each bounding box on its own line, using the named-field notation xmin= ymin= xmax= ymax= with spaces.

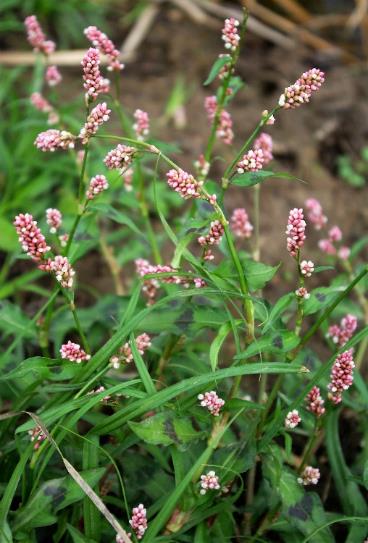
xmin=0 ymin=10 xmax=368 ymax=543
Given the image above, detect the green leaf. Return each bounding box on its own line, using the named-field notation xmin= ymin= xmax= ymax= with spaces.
xmin=243 ymin=260 xmax=279 ymax=291
xmin=0 ymin=217 xmax=18 ymax=252
xmin=92 ymin=362 xmax=305 ymax=436
xmin=235 ymin=331 xmax=300 ymax=359
xmin=130 ymin=333 xmax=156 ymax=395
xmin=67 ymin=524 xmax=97 ymax=543
xmin=204 ymin=55 xmax=231 ymax=85
xmin=13 ymin=469 xmax=105 ymax=530
xmin=263 ymin=293 xmax=294 ymax=333
xmin=129 ymin=412 xmax=199 ymax=447
xmin=232 ymin=171 xmax=299 ymax=188
xmin=89 ymin=203 xmax=144 ymax=237
xmin=209 ymin=321 xmax=232 ymax=371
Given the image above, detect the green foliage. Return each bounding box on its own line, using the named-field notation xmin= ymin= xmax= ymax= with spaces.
xmin=1 ymin=6 xmax=368 ymax=543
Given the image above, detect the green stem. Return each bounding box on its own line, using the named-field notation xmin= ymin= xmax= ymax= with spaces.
xmin=222 ymin=106 xmax=279 ymax=185
xmin=298 ymin=420 xmax=321 ymax=473
xmin=136 ymin=161 xmax=161 ymax=264
xmin=204 ymin=12 xmax=249 ymax=168
xmin=78 ymin=144 xmax=89 ymax=202
xmin=68 ymin=298 xmax=90 ymax=354
xmin=224 ymin=224 xmax=254 ymax=342
xmin=252 ymin=184 xmax=261 ymax=262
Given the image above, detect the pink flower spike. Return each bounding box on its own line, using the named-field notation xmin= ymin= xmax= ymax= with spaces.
xmin=262 ymin=109 xmax=275 ymax=125
xmin=286 ymin=208 xmax=306 ymax=257
xmin=204 ymin=96 xmax=234 ymax=145
xmin=14 ymin=213 xmax=50 ymax=262
xmin=46 ymin=65 xmax=62 ymax=86
xmin=327 ymin=314 xmax=357 ymax=347
xmin=200 ymin=471 xmax=220 ymax=495
xmin=305 ymin=198 xmax=327 ymax=230
xmin=24 ymin=15 xmax=55 ymax=55
xmin=285 ymin=409 xmax=301 ymax=429
xmin=328 ymin=225 xmax=342 ymax=243
xmin=295 ymin=287 xmax=310 ymax=299
xmin=35 ymin=129 xmax=75 ymax=152
xmin=49 ymin=256 xmax=75 ymax=288
xmin=230 ymin=208 xmax=253 ymax=239
xmin=46 ymin=208 xmax=62 ymax=233
xmin=129 ymin=504 xmax=147 ymax=540
xmin=254 ymin=133 xmax=273 ymax=165
xmin=279 ymin=68 xmax=325 ymax=110
xmin=306 ymin=386 xmax=325 ymax=417
xmin=300 ymin=260 xmax=314 ymax=277
xmin=318 ymin=239 xmax=336 ymax=255
xmin=133 ymin=109 xmax=150 ymax=140
xmin=327 ymin=349 xmax=355 ymax=404
xmin=86 ymin=174 xmax=109 ymax=200
xmin=81 ymin=48 xmax=109 ymax=101
xmin=28 ymin=426 xmax=46 ymax=450
xmin=79 ymin=102 xmax=111 ymax=144
xmin=198 ymin=220 xmax=224 ymax=247
xmin=338 ymin=246 xmax=350 ymax=260
xmin=30 ymin=92 xmax=52 ymax=113
xmin=237 ymin=149 xmax=264 ymax=174
xmin=222 ymin=17 xmax=240 ymax=51
xmin=60 ymin=341 xmax=90 ymax=363
xmin=84 ymin=26 xmax=123 ymax=71
xmin=198 ymin=391 xmax=225 ymax=416
xmin=298 ymin=466 xmax=320 ymax=486
xmin=166 ymin=169 xmax=203 ymax=199
xmin=194 ymin=154 xmax=210 ymax=177
xmin=104 ymin=144 xmax=136 ymax=170
xmin=110 ymin=333 xmax=151 ymax=369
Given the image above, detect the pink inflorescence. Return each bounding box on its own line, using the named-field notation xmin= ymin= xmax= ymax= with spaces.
xmin=254 ymin=133 xmax=273 ymax=165
xmin=129 ymin=504 xmax=147 ymax=540
xmin=30 ymin=92 xmax=52 ymax=113
xmin=122 ymin=168 xmax=133 ymax=192
xmin=35 ymin=129 xmax=75 ymax=152
xmin=46 ymin=65 xmax=62 ymax=86
xmin=24 ymin=15 xmax=55 ymax=55
xmin=110 ymin=333 xmax=151 ymax=369
xmin=328 ymin=225 xmax=342 ymax=242
xmin=81 ymin=48 xmax=109 ymax=101
xmin=222 ymin=17 xmax=240 ymax=51
xmin=338 ymin=246 xmax=350 ymax=260
xmin=198 ymin=391 xmax=225 ymax=416
xmin=198 ymin=220 xmax=224 ymax=247
xmin=236 ymin=149 xmax=264 ymax=174
xmin=204 ymin=96 xmax=234 ymax=145
xmin=328 ymin=314 xmax=357 ymax=347
xmin=86 ymin=174 xmax=109 ymax=200
xmin=43 ymin=256 xmax=75 ymax=289
xmin=295 ymin=287 xmax=310 ymax=299
xmin=306 ymin=386 xmax=325 ymax=417
xmin=194 ymin=154 xmax=210 ymax=177
xmin=133 ymin=109 xmax=150 ymax=140
xmin=60 ymin=341 xmax=90 ymax=363
xmin=305 ymin=198 xmax=327 ymax=230
xmin=166 ymin=169 xmax=203 ymax=199
xmin=79 ymin=102 xmax=111 ymax=143
xmin=84 ymin=26 xmax=123 ymax=71
xmin=285 ymin=409 xmax=301 ymax=429
xmin=300 ymin=259 xmax=314 ymax=277
xmin=231 ymin=208 xmax=253 ymax=238
xmin=279 ymin=68 xmax=325 ymax=110
xmin=328 ymin=349 xmax=355 ymax=404
xmin=104 ymin=144 xmax=136 ymax=171
xmin=14 ymin=213 xmax=50 ymax=262
xmin=262 ymin=109 xmax=275 ymax=125
xmin=318 ymin=238 xmax=336 ymax=255
xmin=200 ymin=471 xmax=220 ymax=495
xmin=46 ymin=208 xmax=62 ymax=233
xmin=28 ymin=426 xmax=47 ymax=450
xmin=286 ymin=208 xmax=306 ymax=257
xmin=298 ymin=466 xmax=320 ymax=486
